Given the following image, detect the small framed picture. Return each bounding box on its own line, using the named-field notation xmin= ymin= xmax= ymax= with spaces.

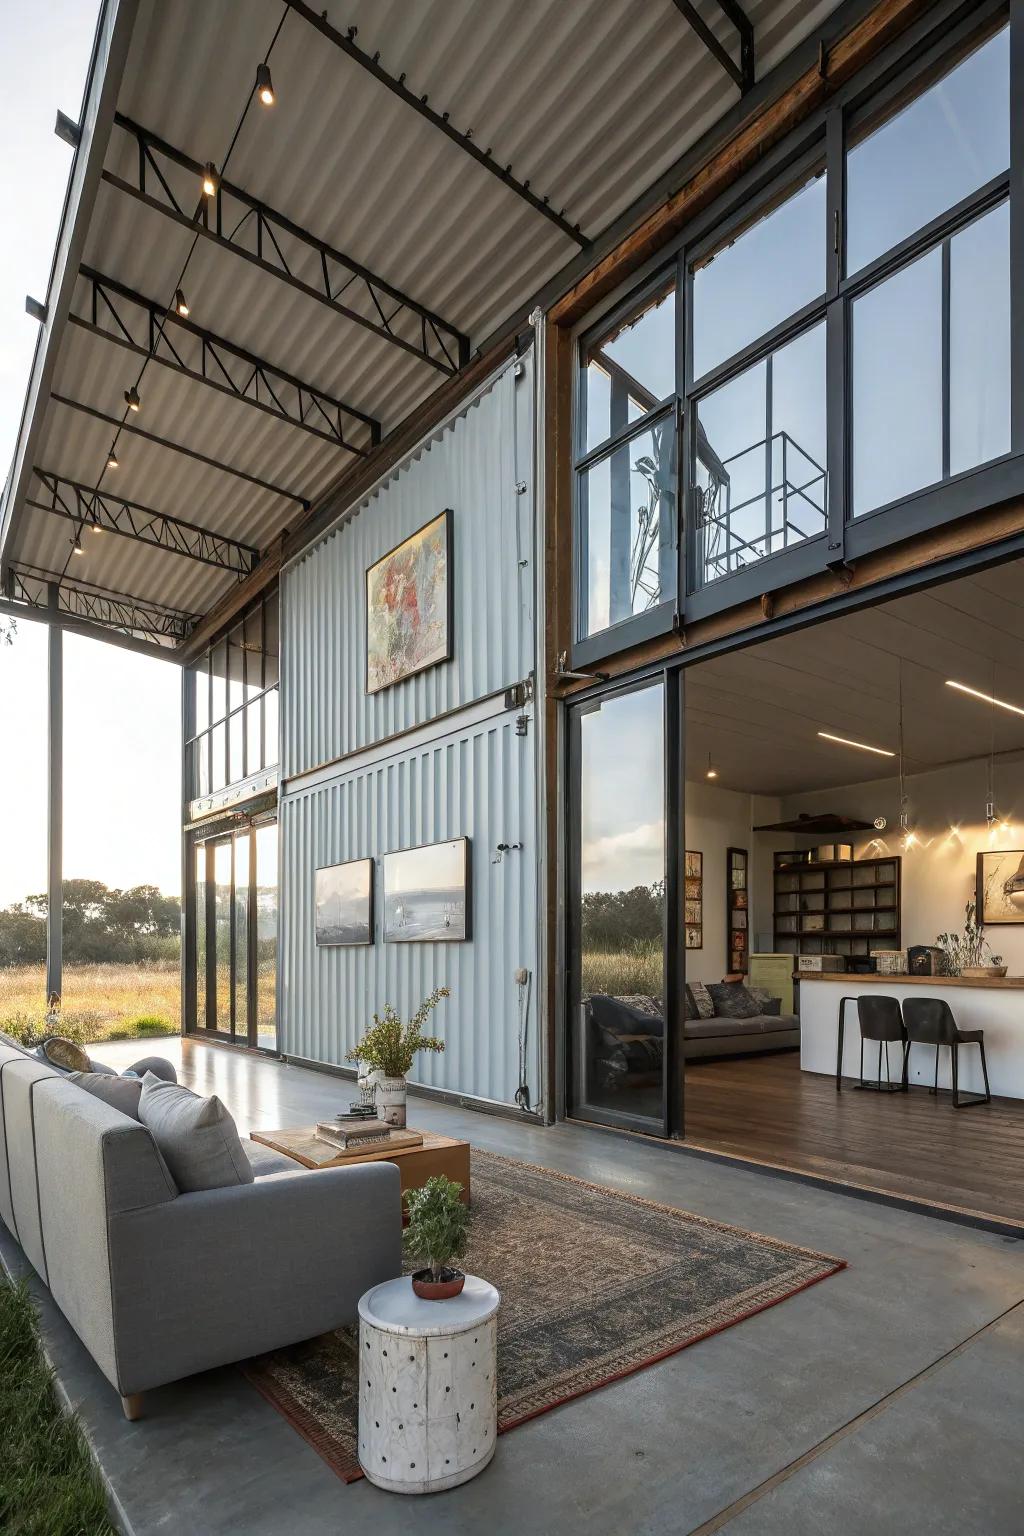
xmin=315 ymin=859 xmax=374 ymax=946
xmin=977 ymin=850 xmax=1024 ymax=925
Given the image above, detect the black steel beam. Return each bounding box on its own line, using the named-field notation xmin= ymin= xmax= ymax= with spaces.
xmin=108 ymin=115 xmax=469 ymax=375
xmin=72 ymin=267 xmax=380 ymax=453
xmin=50 ymin=393 xmax=308 ymax=507
xmin=9 ymin=562 xmax=199 ymax=642
xmin=29 ymin=469 xmax=261 ymax=575
xmin=671 ymin=0 xmax=754 ymax=92
xmin=283 ymin=0 xmax=588 ymax=248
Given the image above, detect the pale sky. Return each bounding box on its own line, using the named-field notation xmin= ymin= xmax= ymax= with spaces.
xmin=0 ymin=0 xmax=182 ymax=906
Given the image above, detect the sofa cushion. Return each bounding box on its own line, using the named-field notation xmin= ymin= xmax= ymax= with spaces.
xmin=39 ymin=1037 xmax=92 ymax=1073
xmin=748 ymin=987 xmax=783 ymax=1016
xmin=688 ymin=981 xmax=715 ymax=1019
xmin=685 ymin=1013 xmax=798 ymax=1040
xmin=67 ymin=1071 xmax=144 ymax=1121
xmin=138 ymin=1073 xmax=254 ymax=1192
xmin=589 ymin=994 xmax=664 ymax=1039
xmin=245 ymin=1140 xmax=300 ymax=1178
xmin=706 ymin=981 xmax=761 ymax=1019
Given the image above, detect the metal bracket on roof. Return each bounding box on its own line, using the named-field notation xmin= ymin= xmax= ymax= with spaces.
xmin=282 ymin=0 xmax=588 ymax=248
xmin=670 ymin=0 xmax=755 ymax=94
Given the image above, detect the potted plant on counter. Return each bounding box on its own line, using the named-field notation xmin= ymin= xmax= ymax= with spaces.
xmin=346 ymin=986 xmax=449 ymax=1128
xmin=936 ymin=902 xmax=1006 ymax=978
xmin=404 ymin=1174 xmax=470 ymax=1299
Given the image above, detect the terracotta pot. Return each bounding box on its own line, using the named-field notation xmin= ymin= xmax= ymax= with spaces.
xmin=374 ymin=1074 xmax=407 ymax=1128
xmin=411 ymin=1268 xmax=466 ymax=1301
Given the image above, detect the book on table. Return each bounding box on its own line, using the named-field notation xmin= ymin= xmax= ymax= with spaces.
xmin=313 ymin=1123 xmax=425 ymax=1155
xmin=314 ymin=1119 xmax=389 ymax=1147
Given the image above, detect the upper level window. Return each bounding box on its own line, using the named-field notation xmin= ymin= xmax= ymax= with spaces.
xmin=846 ymin=26 xmax=1009 ymax=275
xmin=575 ymin=277 xmax=678 ymax=647
xmin=188 ymin=590 xmax=279 ymax=798
xmin=691 ymin=170 xmax=825 ymax=382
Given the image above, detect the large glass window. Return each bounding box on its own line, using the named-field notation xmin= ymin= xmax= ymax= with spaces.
xmin=846 ymin=27 xmax=1009 ymax=275
xmin=950 ymin=199 xmax=1011 ymax=475
xmin=692 ymin=170 xmax=825 ymax=382
xmin=582 ymin=280 xmax=675 ymax=452
xmin=186 ymin=588 xmax=279 ymax=799
xmin=193 ymin=824 xmax=276 ymax=1050
xmin=570 ymin=682 xmax=666 ymax=1130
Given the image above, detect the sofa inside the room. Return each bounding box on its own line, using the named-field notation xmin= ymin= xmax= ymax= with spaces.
xmin=585 ymin=981 xmax=799 ymax=1096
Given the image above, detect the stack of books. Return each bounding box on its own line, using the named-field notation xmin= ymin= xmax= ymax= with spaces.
xmin=315 ymin=1118 xmax=392 ymax=1151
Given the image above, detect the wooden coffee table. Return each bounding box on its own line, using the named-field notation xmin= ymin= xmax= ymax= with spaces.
xmin=250 ymin=1127 xmax=471 ymax=1206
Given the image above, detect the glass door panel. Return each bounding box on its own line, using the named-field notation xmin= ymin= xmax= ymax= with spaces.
xmin=213 ymin=840 xmax=232 ymax=1035
xmin=233 ymin=832 xmax=250 ymax=1046
xmin=569 ymin=680 xmax=667 ymax=1132
xmin=195 ymin=843 xmax=208 ymax=1030
xmin=254 ymin=824 xmax=278 ymax=1050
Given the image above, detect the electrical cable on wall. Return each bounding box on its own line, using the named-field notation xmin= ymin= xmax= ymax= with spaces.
xmin=514 ymin=966 xmax=533 ymax=1112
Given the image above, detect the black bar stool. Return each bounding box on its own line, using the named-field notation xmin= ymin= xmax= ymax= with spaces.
xmin=854 ymin=994 xmax=908 ymax=1092
xmin=902 ymin=997 xmax=991 ymax=1109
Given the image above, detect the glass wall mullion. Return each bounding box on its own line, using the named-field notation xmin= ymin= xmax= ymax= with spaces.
xmin=1010 ymin=0 xmax=1024 ymax=451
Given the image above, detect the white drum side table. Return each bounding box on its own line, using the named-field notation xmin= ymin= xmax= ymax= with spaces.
xmin=358 ymin=1275 xmax=500 ymax=1494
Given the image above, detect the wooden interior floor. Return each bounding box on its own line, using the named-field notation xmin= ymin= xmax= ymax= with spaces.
xmin=682 ymin=1052 xmax=1024 ymax=1229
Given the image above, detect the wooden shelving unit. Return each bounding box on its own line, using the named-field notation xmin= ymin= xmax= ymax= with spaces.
xmin=772 ymin=852 xmax=901 ymax=959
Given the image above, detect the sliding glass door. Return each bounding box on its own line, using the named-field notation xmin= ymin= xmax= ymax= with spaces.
xmin=193 ymin=821 xmax=277 ymax=1050
xmin=567 ymin=677 xmax=678 ymax=1134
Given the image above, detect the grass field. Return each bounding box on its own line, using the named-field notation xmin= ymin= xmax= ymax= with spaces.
xmin=0 ymin=962 xmax=180 ymax=1046
xmin=581 ymin=945 xmax=662 ymax=999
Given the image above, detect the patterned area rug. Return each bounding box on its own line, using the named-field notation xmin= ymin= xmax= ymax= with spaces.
xmin=244 ymin=1149 xmax=844 ymax=1481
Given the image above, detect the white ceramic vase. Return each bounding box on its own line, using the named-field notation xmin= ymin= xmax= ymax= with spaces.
xmin=374 ymin=1074 xmax=408 ymax=1129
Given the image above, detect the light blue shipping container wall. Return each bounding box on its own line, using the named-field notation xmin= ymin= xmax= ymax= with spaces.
xmin=277 ymin=353 xmax=540 ymax=1107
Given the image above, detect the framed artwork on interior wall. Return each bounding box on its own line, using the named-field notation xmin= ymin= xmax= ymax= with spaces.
xmin=315 ymin=858 xmax=374 ymax=945
xmin=382 ymin=836 xmax=471 ymax=942
xmin=727 ymin=847 xmax=748 ymax=973
xmin=684 ymin=850 xmax=702 ymax=949
xmin=365 ymin=509 xmax=453 ymax=695
xmin=977 ymin=850 xmax=1024 ymax=925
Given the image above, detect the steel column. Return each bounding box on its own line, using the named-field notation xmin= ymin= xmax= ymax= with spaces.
xmin=46 ymin=583 xmax=63 ymax=1003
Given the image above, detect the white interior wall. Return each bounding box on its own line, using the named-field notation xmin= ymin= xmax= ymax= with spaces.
xmin=779 ymin=751 xmax=1024 ymax=969
xmin=683 ymin=782 xmax=783 ymax=983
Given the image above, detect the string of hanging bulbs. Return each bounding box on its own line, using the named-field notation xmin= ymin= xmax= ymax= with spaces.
xmin=71 ymin=46 xmax=279 ymax=558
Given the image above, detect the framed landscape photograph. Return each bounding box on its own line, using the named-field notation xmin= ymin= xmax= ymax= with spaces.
xmin=315 ymin=859 xmax=374 ymax=945
xmin=684 ymin=849 xmax=702 ymax=949
xmin=977 ymin=850 xmax=1024 ymax=925
xmin=365 ymin=509 xmax=452 ymax=695
xmin=383 ymin=837 xmax=471 ymax=942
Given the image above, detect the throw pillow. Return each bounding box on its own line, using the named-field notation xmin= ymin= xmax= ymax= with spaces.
xmin=688 ymin=981 xmax=715 ymax=1019
xmin=748 ymin=987 xmax=783 ymax=1017
xmin=40 ymin=1037 xmax=92 ymax=1074
xmin=706 ymin=981 xmax=762 ymax=1020
xmin=67 ymin=1071 xmax=144 ymax=1121
xmin=138 ymin=1073 xmax=254 ymax=1192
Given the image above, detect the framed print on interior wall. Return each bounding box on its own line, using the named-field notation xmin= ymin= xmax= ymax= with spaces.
xmin=365 ymin=509 xmax=453 ymax=695
xmin=727 ymin=847 xmax=748 ymax=973
xmin=977 ymin=850 xmax=1024 ymax=924
xmin=315 ymin=859 xmax=374 ymax=945
xmin=684 ymin=849 xmax=702 ymax=948
xmin=383 ymin=837 xmax=471 ymax=942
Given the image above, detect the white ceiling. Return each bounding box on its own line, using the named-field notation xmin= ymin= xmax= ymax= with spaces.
xmin=685 ymin=558 xmax=1024 ymax=797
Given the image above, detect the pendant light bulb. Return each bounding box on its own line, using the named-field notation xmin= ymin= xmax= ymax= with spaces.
xmin=706 ymin=752 xmax=718 ymax=780
xmin=107 ymin=446 xmax=119 ymax=470
xmin=202 ymin=162 xmax=218 ymax=198
xmin=71 ymin=529 xmax=84 ymax=555
xmin=255 ymin=63 xmax=275 ymax=106
xmin=124 ymin=385 xmax=141 ymax=412
xmin=173 ymin=288 xmax=190 ymax=318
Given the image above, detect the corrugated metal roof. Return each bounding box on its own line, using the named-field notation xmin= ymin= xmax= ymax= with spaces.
xmin=3 ymin=0 xmax=843 ymax=645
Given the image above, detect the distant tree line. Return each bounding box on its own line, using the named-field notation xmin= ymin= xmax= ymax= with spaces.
xmin=0 ymin=880 xmax=180 ymax=966
xmin=580 ymin=880 xmax=664 ymax=951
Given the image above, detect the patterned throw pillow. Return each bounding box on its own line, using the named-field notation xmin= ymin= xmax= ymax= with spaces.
xmin=706 ymin=981 xmax=762 ymax=1019
xmin=616 ymin=995 xmax=664 ymax=1019
xmin=748 ymin=988 xmax=783 ymax=1016
xmin=41 ymin=1036 xmax=92 ymax=1073
xmin=688 ymin=981 xmax=716 ymax=1019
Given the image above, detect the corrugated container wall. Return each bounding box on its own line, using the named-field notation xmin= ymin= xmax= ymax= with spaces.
xmin=278 ymin=351 xmax=540 ymax=1108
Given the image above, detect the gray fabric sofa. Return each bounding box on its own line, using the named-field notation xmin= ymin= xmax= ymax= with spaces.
xmin=0 ymin=1041 xmax=402 ymax=1417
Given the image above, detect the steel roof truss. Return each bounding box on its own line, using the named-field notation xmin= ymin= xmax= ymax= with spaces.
xmin=30 ymin=469 xmax=260 ymax=575
xmin=8 ymin=563 xmax=197 ymax=641
xmin=106 ymin=115 xmax=469 ymax=375
xmin=671 ymin=0 xmax=755 ymax=93
xmin=73 ymin=267 xmax=381 ymax=452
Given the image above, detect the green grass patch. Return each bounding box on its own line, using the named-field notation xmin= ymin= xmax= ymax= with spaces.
xmin=0 ymin=1276 xmax=116 ymax=1536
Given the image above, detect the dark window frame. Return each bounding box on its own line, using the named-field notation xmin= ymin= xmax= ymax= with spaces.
xmin=184 ymin=590 xmax=279 ymax=799
xmin=568 ymin=0 xmax=1018 ymax=659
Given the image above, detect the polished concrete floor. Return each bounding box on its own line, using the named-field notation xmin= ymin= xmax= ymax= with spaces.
xmin=5 ymin=1036 xmax=1024 ymax=1536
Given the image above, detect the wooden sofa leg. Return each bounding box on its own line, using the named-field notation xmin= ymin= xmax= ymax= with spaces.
xmin=120 ymin=1393 xmax=144 ymax=1422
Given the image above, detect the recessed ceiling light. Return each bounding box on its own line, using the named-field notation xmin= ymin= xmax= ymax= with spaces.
xmin=945 ymin=680 xmax=1024 ymax=718
xmin=817 ymin=730 xmax=895 ymax=758
xmin=256 ymin=63 xmax=275 ymax=106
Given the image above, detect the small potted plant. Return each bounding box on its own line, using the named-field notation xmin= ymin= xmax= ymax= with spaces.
xmin=936 ymin=901 xmax=1006 ymax=978
xmin=346 ymin=986 xmax=449 ymax=1128
xmin=403 ymin=1174 xmax=469 ymax=1299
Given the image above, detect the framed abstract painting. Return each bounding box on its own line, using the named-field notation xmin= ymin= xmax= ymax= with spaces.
xmin=365 ymin=510 xmax=453 ymax=694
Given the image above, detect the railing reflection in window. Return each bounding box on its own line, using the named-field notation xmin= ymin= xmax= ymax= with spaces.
xmin=694 ymin=322 xmax=826 ymax=586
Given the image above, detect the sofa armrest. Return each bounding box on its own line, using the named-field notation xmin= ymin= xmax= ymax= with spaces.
xmin=106 ymin=1160 xmax=401 ymax=1395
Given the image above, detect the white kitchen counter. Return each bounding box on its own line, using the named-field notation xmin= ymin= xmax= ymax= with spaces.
xmin=799 ymin=975 xmax=1024 ymax=1098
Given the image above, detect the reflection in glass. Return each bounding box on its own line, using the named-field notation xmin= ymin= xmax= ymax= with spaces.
xmin=264 ymin=688 xmax=279 ymax=768
xmin=692 ymin=172 xmax=825 ymax=381
xmin=263 ymin=593 xmax=280 ymax=691
xmin=255 ymin=823 xmax=278 ymax=1050
xmin=229 ymin=709 xmax=244 ymax=785
xmin=244 ymin=606 xmax=264 ymax=698
xmin=577 ymin=685 xmax=665 ymax=1124
xmin=214 ymin=841 xmax=232 ymax=1034
xmin=228 ymin=626 xmax=245 ymax=714
xmin=853 ymin=249 xmax=942 ymax=516
xmin=234 ymin=834 xmax=249 ymax=1044
xmin=194 ymin=732 xmax=210 ymax=798
xmin=210 ymin=639 xmax=228 ymax=726
xmin=847 ymin=27 xmax=1008 ymax=274
xmin=950 ymin=201 xmax=1010 ymax=476
xmin=696 ymin=322 xmax=826 ymax=584
xmin=195 ymin=845 xmax=207 ymax=1030
xmin=583 ymin=280 xmax=675 ymax=452
xmin=579 ymin=417 xmax=677 ymax=638
xmin=194 ymin=660 xmax=209 ymax=734
xmin=246 ymin=700 xmax=262 ymax=777
xmin=211 ymin=722 xmax=227 ymax=792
